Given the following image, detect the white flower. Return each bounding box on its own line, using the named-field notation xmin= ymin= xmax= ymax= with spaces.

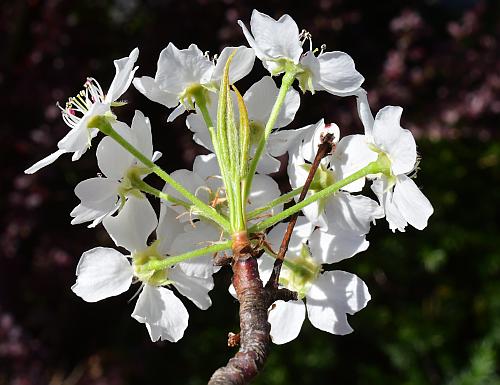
xmin=133 ymin=43 xmax=255 ymax=122
xmin=25 ymin=48 xmax=139 ymax=174
xmin=259 ymin=218 xmax=371 ymax=344
xmin=71 ymin=196 xmax=213 ymax=342
xmin=238 ymin=10 xmax=364 ymax=95
xmin=71 ymin=111 xmax=161 ymax=227
xmin=286 ymin=119 xmax=383 ymax=231
xmin=344 ymin=90 xmax=434 ymax=231
xmin=186 ymin=76 xmax=300 ymax=174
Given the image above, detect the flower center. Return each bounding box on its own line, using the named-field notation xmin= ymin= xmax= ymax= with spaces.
xmin=59 ymin=78 xmax=105 ymax=129
xmin=132 ymin=241 xmax=171 ymax=286
xmin=117 ymin=166 xmax=150 ymax=208
xmin=279 ymin=244 xmax=321 ymax=299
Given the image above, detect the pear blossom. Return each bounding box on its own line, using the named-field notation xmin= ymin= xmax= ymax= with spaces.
xmin=187 ymin=76 xmax=301 ymax=173
xmin=259 ymin=218 xmax=371 ymax=344
xmin=25 ymin=48 xmax=139 ymax=174
xmin=343 ymin=90 xmax=434 ymax=231
xmin=285 ymin=119 xmax=383 ymax=231
xmin=72 ymin=196 xmax=214 ymax=342
xmin=71 ymin=110 xmax=161 ymax=227
xmin=238 ymin=10 xmax=364 ymax=95
xmin=133 ymin=43 xmax=255 ymax=122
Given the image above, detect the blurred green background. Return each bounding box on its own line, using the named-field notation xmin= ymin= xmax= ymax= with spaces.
xmin=1 ymin=1 xmax=499 ymax=384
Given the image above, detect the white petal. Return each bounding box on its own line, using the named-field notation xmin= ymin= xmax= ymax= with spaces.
xmin=71 ymin=177 xmax=120 ymax=225
xmin=257 ymin=253 xmax=276 ymax=284
xmin=331 ymin=134 xmax=378 ymax=192
xmin=170 ymin=266 xmax=213 ymax=310
xmin=162 ymin=169 xmax=208 ymax=219
xmin=393 ymin=175 xmax=433 ymax=230
xmin=255 ymin=153 xmax=281 ymax=174
xmin=133 ymin=76 xmax=178 ymax=108
xmin=96 ymin=136 xmax=133 ymax=180
xmin=156 ymin=203 xmax=186 ymax=255
xmin=269 ymin=300 xmax=305 ymax=344
xmin=156 ymin=43 xmax=214 ymax=95
xmin=248 ymin=174 xmax=282 ymax=216
xmin=170 ymin=222 xmax=220 ymax=278
xmin=249 ymin=10 xmax=302 ymax=63
xmin=186 ymin=111 xmax=215 ymax=152
xmin=71 ymin=247 xmax=133 ymax=302
xmin=25 ymin=149 xmax=67 ymax=174
xmin=314 ymin=51 xmax=364 ymax=95
xmin=267 ymin=218 xmax=314 ymax=258
xmin=106 ymin=47 xmax=139 ymax=102
xmin=131 ymin=110 xmax=154 ymax=160
xmin=309 ymin=227 xmax=369 ymax=264
xmin=213 ymin=46 xmax=255 ymax=84
xmin=132 ymin=285 xmax=189 ymax=342
xmin=306 ymin=271 xmax=370 ymax=335
xmin=371 ymin=178 xmax=407 ymax=232
xmin=244 ymin=76 xmax=299 ymax=129
xmin=355 ymin=88 xmax=374 ymax=137
xmin=267 ymin=125 xmax=310 ymax=157
xmin=193 ymin=153 xmax=221 ymax=181
xmin=103 ymin=196 xmax=157 ymax=252
xmin=324 ymin=192 xmax=383 ymax=235
xmin=372 ymin=106 xmax=417 ymax=175
xmin=167 ymin=103 xmax=187 ymax=122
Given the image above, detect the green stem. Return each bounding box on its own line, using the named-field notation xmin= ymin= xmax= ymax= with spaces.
xmin=249 ymin=160 xmax=386 ymax=233
xmin=141 ymin=240 xmax=232 ymax=272
xmin=247 ymin=186 xmax=302 ymax=220
xmin=131 ymin=178 xmax=190 ymax=208
xmin=89 ymin=116 xmax=231 ymax=233
xmin=245 ymin=71 xmax=296 ymax=199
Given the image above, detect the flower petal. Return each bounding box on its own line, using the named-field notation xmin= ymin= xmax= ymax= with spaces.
xmin=106 ymin=47 xmax=139 ymax=102
xmin=170 ymin=222 xmax=220 ymax=278
xmin=25 ymin=149 xmax=67 ymax=174
xmin=393 ymin=175 xmax=433 ymax=230
xmin=314 ymin=51 xmax=364 ymax=95
xmin=71 ymin=177 xmax=120 ymax=226
xmin=249 ymin=10 xmax=302 ymax=64
xmin=269 ymin=300 xmax=305 ymax=344
xmin=71 ymin=247 xmax=133 ymax=302
xmin=309 ymin=227 xmax=369 ymax=264
xmin=244 ymin=76 xmax=299 ymax=129
xmin=156 ymin=43 xmax=214 ymax=96
xmin=355 ymin=88 xmax=374 ymax=137
xmin=97 ymin=135 xmax=133 ymax=180
xmin=170 ymin=266 xmax=214 ymax=310
xmin=306 ymin=271 xmax=370 ymax=335
xmin=371 ymin=178 xmax=407 ymax=232
xmin=213 ymin=46 xmax=255 ymax=84
xmin=133 ymin=76 xmax=178 ymax=108
xmin=331 ymin=134 xmax=378 ymax=192
xmin=132 ymin=285 xmax=189 ymax=342
xmin=372 ymin=106 xmax=417 ymax=175
xmin=103 ymin=196 xmax=157 ymax=252
xmin=324 ymin=192 xmax=383 ymax=235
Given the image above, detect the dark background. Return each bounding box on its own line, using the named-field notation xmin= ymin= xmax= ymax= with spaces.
xmin=1 ymin=0 xmax=499 ymax=384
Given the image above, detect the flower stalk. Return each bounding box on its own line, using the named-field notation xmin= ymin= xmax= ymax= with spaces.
xmin=249 ymin=157 xmax=390 ymax=234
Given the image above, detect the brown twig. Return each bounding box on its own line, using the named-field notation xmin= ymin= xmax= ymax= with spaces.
xmin=265 ymin=132 xmax=335 ymax=290
xmin=208 ymin=134 xmax=334 ymax=385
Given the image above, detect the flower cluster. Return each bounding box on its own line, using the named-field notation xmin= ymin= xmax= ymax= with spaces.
xmin=26 ymin=9 xmax=433 ymax=343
